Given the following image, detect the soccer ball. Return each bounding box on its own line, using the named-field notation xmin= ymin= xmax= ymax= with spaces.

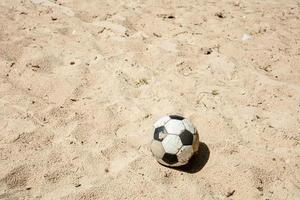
xmin=150 ymin=115 xmax=199 ymax=167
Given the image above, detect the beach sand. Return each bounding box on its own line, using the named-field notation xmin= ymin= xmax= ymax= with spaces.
xmin=0 ymin=0 xmax=300 ymax=199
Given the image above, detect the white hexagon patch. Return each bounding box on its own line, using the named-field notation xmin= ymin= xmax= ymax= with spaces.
xmin=164 ymin=119 xmax=185 ymax=135
xmin=177 ymin=145 xmax=194 ymax=163
xmin=150 ymin=140 xmax=165 ymax=159
xmin=162 ymin=134 xmax=182 ymax=154
xmin=154 ymin=116 xmax=171 ymax=128
xmin=182 ymin=119 xmax=196 ymax=134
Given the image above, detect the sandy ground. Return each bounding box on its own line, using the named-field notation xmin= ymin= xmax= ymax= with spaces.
xmin=0 ymin=0 xmax=300 ymax=199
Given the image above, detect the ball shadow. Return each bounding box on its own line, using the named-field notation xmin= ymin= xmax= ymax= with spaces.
xmin=175 ymin=142 xmax=210 ymax=173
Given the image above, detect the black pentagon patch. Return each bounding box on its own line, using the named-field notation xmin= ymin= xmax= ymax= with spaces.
xmin=154 ymin=126 xmax=167 ymax=141
xmin=169 ymin=115 xmax=184 ymax=120
xmin=162 ymin=153 xmax=178 ymax=165
xmin=179 ymin=130 xmax=193 ymax=145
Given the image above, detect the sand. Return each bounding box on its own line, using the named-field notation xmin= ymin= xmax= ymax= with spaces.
xmin=0 ymin=0 xmax=300 ymax=199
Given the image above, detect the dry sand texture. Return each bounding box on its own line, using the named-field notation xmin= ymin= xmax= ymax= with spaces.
xmin=0 ymin=0 xmax=300 ymax=199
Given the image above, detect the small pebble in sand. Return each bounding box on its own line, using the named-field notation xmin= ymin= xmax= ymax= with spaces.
xmin=215 ymin=12 xmax=225 ymax=18
xmin=256 ymin=186 xmax=263 ymax=192
xmin=203 ymin=48 xmax=213 ymax=55
xmin=164 ymin=171 xmax=171 ymax=177
xmin=242 ymin=33 xmax=251 ymax=41
xmin=212 ymin=90 xmax=219 ymax=95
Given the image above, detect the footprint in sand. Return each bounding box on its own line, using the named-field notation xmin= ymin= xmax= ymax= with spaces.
xmin=109 ymin=151 xmax=140 ymax=176
xmin=1 ymin=165 xmax=30 ymax=189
